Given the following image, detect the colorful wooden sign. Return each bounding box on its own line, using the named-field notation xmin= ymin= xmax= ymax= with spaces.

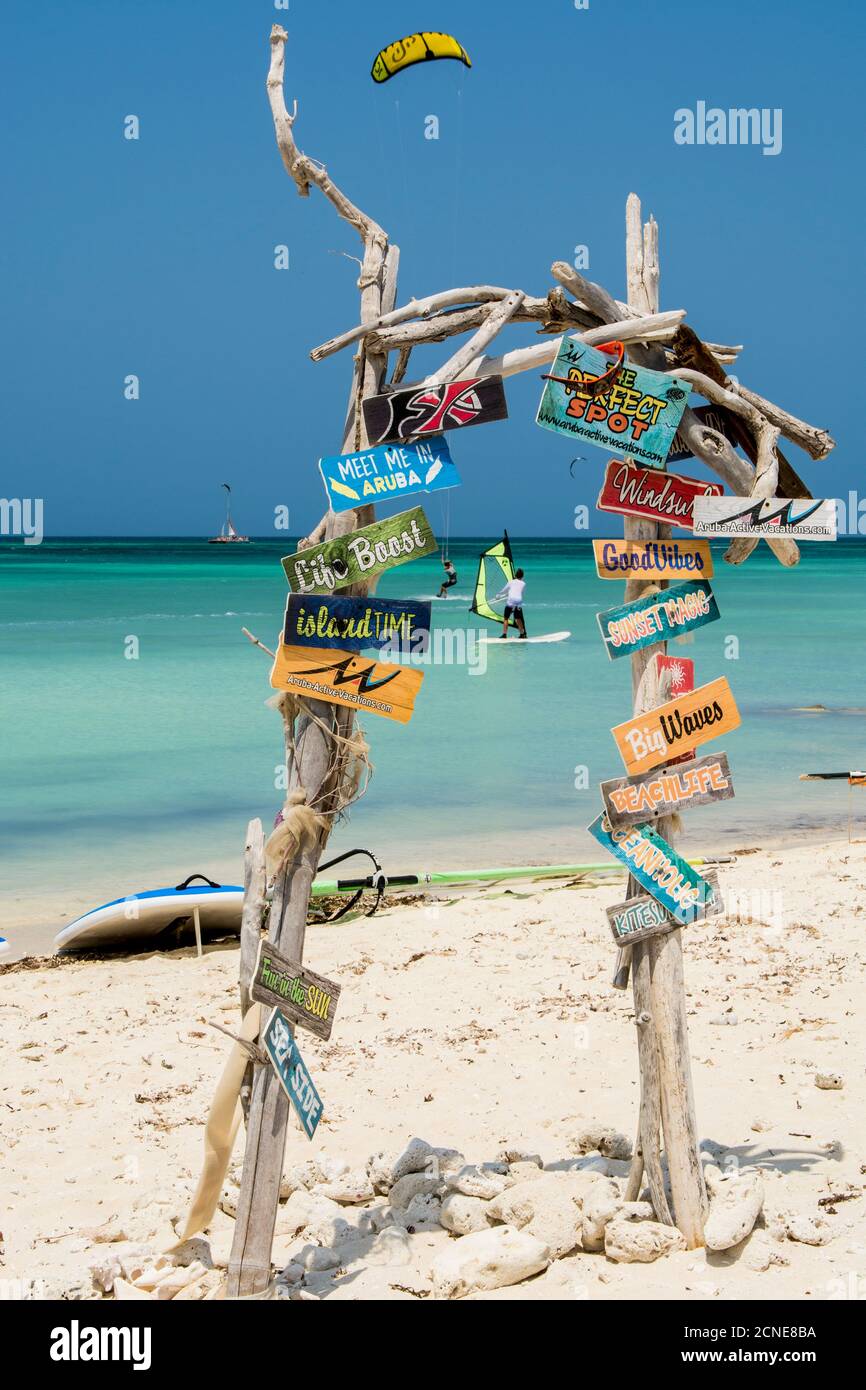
xmin=656 ymin=655 xmax=695 ymax=765
xmin=536 ymin=336 xmax=691 ymax=467
xmin=588 ymin=812 xmax=717 ymax=924
xmin=281 ymin=507 xmax=437 ymax=594
xmin=600 ymin=752 xmax=735 ymax=828
xmin=263 ymin=1007 xmax=324 ymax=1140
xmin=252 ymin=942 xmax=341 ymax=1042
xmin=284 ymin=594 xmax=431 ymax=654
xmin=668 ymin=404 xmax=740 ymax=464
xmin=270 ymin=643 xmax=424 ymax=724
xmin=692 ymin=496 xmax=838 ymax=541
xmin=606 ymin=870 xmax=723 ymax=945
xmin=611 ymin=676 xmax=741 ymax=776
xmin=596 ymin=579 xmax=719 ymax=661
xmin=319 ymin=437 xmax=460 ymax=513
xmin=597 ymin=459 xmax=723 ymax=529
xmin=362 ymin=376 xmax=508 ymax=445
xmin=592 ymin=537 xmax=714 ymax=581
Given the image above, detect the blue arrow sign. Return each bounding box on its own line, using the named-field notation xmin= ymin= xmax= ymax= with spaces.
xmin=263 ymin=1007 xmax=324 ymax=1140
xmin=319 ymin=436 xmax=461 ymax=514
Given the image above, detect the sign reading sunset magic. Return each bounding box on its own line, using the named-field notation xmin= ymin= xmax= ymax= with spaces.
xmin=596 ymin=579 xmax=719 ymax=660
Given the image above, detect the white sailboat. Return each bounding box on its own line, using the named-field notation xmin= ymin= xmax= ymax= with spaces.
xmin=209 ymin=483 xmax=250 ymax=544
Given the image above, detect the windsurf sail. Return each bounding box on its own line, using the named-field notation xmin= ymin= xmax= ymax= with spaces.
xmin=471 ymin=531 xmax=517 ymax=628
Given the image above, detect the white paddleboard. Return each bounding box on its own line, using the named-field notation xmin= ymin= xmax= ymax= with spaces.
xmin=55 ymin=882 xmax=244 ymax=951
xmin=480 ymin=630 xmax=571 ymax=645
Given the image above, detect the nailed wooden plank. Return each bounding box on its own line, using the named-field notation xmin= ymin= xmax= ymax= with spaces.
xmin=319 ymin=437 xmax=460 ymax=513
xmin=284 ymin=594 xmax=430 ymax=653
xmin=597 ymin=459 xmax=723 ymax=529
xmin=607 ymin=870 xmax=722 ymax=944
xmin=281 ymin=506 xmax=437 ymax=594
xmin=593 ymin=537 xmax=714 ymax=582
xmin=596 ymin=579 xmax=719 ymax=662
xmin=363 ymin=375 xmax=508 ymax=445
xmin=588 ymin=812 xmax=716 ymax=924
xmin=262 ymin=1008 xmax=324 ymax=1141
xmin=537 ymin=336 xmax=691 ymax=467
xmin=692 ymin=496 xmax=837 ymax=541
xmin=611 ymin=676 xmax=741 ymax=776
xmin=270 ymin=643 xmax=424 ymax=725
xmin=251 ymin=940 xmax=341 ymax=1042
xmin=656 ymin=656 xmax=695 ymax=765
xmin=601 ymin=752 xmax=735 ymax=828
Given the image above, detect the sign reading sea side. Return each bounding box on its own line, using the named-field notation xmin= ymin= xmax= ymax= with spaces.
xmin=536 ymin=336 xmax=691 ymax=467
xmin=281 ymin=507 xmax=437 ymax=594
xmin=593 ymin=538 xmax=714 ymax=580
xmin=319 ymin=437 xmax=460 ymax=513
xmin=263 ymin=1007 xmax=324 ymax=1141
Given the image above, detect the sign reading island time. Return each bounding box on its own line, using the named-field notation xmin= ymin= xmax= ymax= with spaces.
xmin=319 ymin=437 xmax=461 ymax=513
xmin=284 ymin=594 xmax=431 ymax=654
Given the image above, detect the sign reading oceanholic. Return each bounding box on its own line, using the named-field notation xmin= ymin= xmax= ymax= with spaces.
xmin=281 ymin=507 xmax=437 ymax=594
xmin=692 ymin=496 xmax=838 ymax=540
xmin=600 ymin=752 xmax=735 ymax=827
xmin=536 ymin=336 xmax=691 ymax=467
xmin=592 ymin=537 xmax=714 ymax=581
xmin=362 ymin=376 xmax=508 ymax=445
xmin=271 ymin=643 xmax=424 ymax=724
xmin=596 ymin=579 xmax=719 ymax=660
xmin=588 ymin=812 xmax=717 ymax=924
xmin=252 ymin=940 xmax=341 ymax=1041
xmin=319 ymin=437 xmax=460 ymax=513
xmin=611 ymin=676 xmax=741 ymax=775
xmin=284 ymin=594 xmax=431 ymax=653
xmin=606 ymin=870 xmax=723 ymax=945
xmin=597 ymin=459 xmax=723 ymax=529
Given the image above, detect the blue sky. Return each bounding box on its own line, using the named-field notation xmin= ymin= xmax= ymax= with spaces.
xmin=2 ymin=0 xmax=861 ymax=536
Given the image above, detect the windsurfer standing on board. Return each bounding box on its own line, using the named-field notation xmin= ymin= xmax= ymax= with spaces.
xmin=497 ymin=567 xmax=527 ymax=639
xmin=437 ymin=557 xmax=457 ymax=598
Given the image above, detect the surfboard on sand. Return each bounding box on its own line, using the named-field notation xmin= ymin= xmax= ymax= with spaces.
xmin=55 ymin=879 xmax=244 ymax=951
xmin=479 ymin=631 xmax=571 ymax=645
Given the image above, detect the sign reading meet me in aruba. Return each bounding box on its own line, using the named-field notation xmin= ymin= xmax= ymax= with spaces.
xmin=362 ymin=375 xmax=508 ymax=446
xmin=271 ymin=642 xmax=424 ymax=724
xmin=284 ymin=593 xmax=431 ymax=654
xmin=263 ymin=1007 xmax=324 ymax=1141
xmin=612 ymin=675 xmax=741 ymax=776
xmin=606 ymin=870 xmax=723 ymax=946
xmin=600 ymin=751 xmax=735 ymax=828
xmin=251 ymin=940 xmax=341 ymax=1042
xmin=319 ymin=436 xmax=460 ymax=513
xmin=597 ymin=459 xmax=723 ymax=529
xmin=536 ymin=336 xmax=691 ymax=467
xmin=596 ymin=579 xmax=719 ymax=661
xmin=281 ymin=506 xmax=437 ymax=594
xmin=588 ymin=812 xmax=717 ymax=925
xmin=592 ymin=537 xmax=714 ymax=581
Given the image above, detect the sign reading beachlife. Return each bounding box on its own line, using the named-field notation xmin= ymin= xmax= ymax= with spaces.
xmin=596 ymin=579 xmax=719 ymax=661
xmin=588 ymin=813 xmax=716 ymax=925
xmin=319 ymin=437 xmax=460 ymax=513
xmin=284 ymin=594 xmax=431 ymax=654
xmin=281 ymin=507 xmax=437 ymax=594
xmin=600 ymin=751 xmax=735 ymax=828
xmin=611 ymin=676 xmax=740 ymax=775
xmin=592 ymin=538 xmax=714 ymax=581
xmin=606 ymin=870 xmax=723 ymax=945
xmin=597 ymin=460 xmax=723 ymax=529
xmin=692 ymin=496 xmax=838 ymax=541
xmin=536 ymin=336 xmax=691 ymax=467
xmin=263 ymin=1007 xmax=324 ymax=1141
xmin=252 ymin=940 xmax=341 ymax=1041
xmin=271 ymin=643 xmax=424 ymax=724
xmin=362 ymin=376 xmax=508 ymax=445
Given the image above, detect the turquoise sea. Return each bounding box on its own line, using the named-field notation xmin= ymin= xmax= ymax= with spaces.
xmin=2 ymin=537 xmax=865 ymax=950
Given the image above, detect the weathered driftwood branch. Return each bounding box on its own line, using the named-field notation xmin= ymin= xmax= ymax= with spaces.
xmin=367 ymin=295 xmax=596 ymax=353
xmin=447 ymin=311 xmax=686 ymax=384
xmin=311 ymin=285 xmax=514 ymax=362
xmin=425 ymin=290 xmax=525 ymax=385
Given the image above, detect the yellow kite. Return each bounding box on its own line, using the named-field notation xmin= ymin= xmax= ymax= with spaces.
xmin=371 ymin=32 xmax=471 ymax=84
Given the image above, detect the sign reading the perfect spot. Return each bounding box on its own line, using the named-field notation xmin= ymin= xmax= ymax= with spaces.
xmin=536 ymin=336 xmax=691 ymax=467
xmin=596 ymin=579 xmax=719 ymax=661
xmin=271 ymin=643 xmax=424 ymax=724
xmin=284 ymin=594 xmax=431 ymax=654
xmin=611 ymin=676 xmax=741 ymax=776
xmin=600 ymin=752 xmax=735 ymax=828
xmin=606 ymin=870 xmax=723 ymax=945
xmin=592 ymin=537 xmax=714 ymax=581
xmin=263 ymin=1007 xmax=324 ymax=1141
xmin=319 ymin=437 xmax=460 ymax=513
xmin=252 ymin=941 xmax=341 ymax=1042
xmin=692 ymin=496 xmax=838 ymax=541
xmin=597 ymin=460 xmax=723 ymax=529
xmin=362 ymin=376 xmax=508 ymax=445
xmin=281 ymin=507 xmax=437 ymax=594
xmin=588 ymin=813 xmax=717 ymax=925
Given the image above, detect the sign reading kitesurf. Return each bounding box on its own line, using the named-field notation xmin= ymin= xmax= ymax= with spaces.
xmin=606 ymin=870 xmax=723 ymax=945
xmin=611 ymin=675 xmax=741 ymax=775
xmin=596 ymin=579 xmax=719 ymax=661
xmin=601 ymin=752 xmax=735 ymax=828
xmin=284 ymin=594 xmax=431 ymax=653
xmin=252 ymin=941 xmax=341 ymax=1042
xmin=593 ymin=537 xmax=714 ymax=581
xmin=319 ymin=437 xmax=460 ymax=513
xmin=263 ymin=1007 xmax=324 ymax=1141
xmin=281 ymin=507 xmax=437 ymax=594
xmin=271 ymin=643 xmax=424 ymax=724
xmin=363 ymin=376 xmax=508 ymax=445
xmin=588 ymin=812 xmax=717 ymax=925
xmin=597 ymin=459 xmax=723 ymax=529
xmin=692 ymin=495 xmax=838 ymax=540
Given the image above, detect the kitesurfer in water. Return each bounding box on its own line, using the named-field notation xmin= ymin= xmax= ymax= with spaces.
xmin=437 ymin=557 xmax=457 ymax=598
xmin=497 ymin=568 xmax=527 ymax=639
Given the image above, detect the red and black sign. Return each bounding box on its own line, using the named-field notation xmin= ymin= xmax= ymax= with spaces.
xmin=597 ymin=459 xmax=723 ymax=530
xmin=363 ymin=375 xmax=508 ymax=445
